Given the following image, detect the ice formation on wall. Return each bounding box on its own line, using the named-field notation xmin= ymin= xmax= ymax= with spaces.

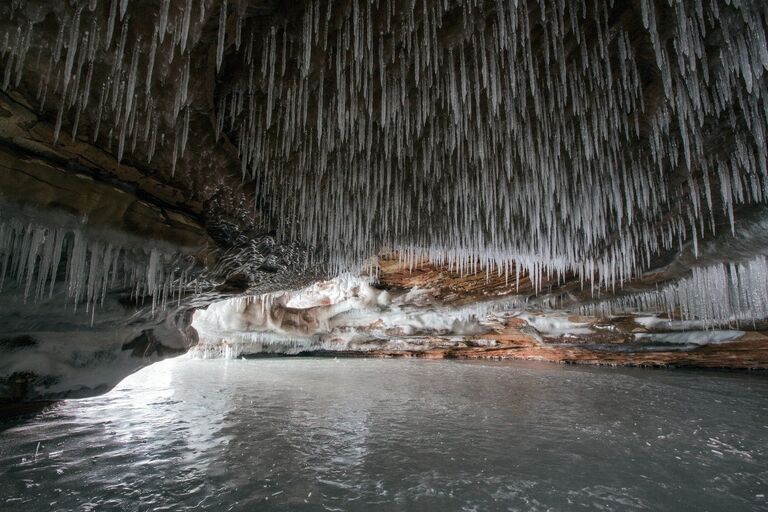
xmin=582 ymin=254 xmax=768 ymax=327
xmin=0 ymin=216 xmax=194 ymax=319
xmin=189 ymin=272 xmax=754 ymax=359
xmin=191 ymin=274 xmax=531 ymax=356
xmin=1 ymin=0 xmax=767 ymax=316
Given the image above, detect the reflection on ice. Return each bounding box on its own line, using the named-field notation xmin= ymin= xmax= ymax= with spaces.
xmin=1 ymin=359 xmax=767 ymax=511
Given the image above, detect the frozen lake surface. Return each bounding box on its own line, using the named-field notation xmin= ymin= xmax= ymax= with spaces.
xmin=1 ymin=358 xmax=767 ymax=511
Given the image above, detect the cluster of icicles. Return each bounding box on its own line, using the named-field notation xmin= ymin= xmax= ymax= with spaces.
xmin=582 ymin=254 xmax=768 ymax=327
xmin=1 ymin=0 xmax=768 ymax=313
xmin=0 ymin=218 xmax=196 ymax=321
xmin=0 ymin=0 xmax=220 ymax=171
xmin=217 ymin=0 xmax=768 ymax=292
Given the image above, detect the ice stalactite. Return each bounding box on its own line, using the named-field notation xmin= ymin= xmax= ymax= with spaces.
xmin=216 ymin=0 xmax=226 ymax=72
xmin=212 ymin=0 xmax=768 ymax=298
xmin=0 ymin=217 xmax=195 ymax=321
xmin=1 ymin=1 xmax=767 ymax=319
xmin=581 ymin=254 xmax=768 ymax=328
xmin=0 ymin=0 xmax=212 ymax=167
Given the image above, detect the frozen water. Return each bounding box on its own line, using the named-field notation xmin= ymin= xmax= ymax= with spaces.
xmin=0 ymin=358 xmax=766 ymax=511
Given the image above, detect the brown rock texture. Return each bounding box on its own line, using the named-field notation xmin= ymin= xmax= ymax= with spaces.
xmin=330 ymin=329 xmax=768 ymax=370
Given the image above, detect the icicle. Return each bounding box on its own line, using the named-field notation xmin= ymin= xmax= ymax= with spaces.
xmin=158 ymin=0 xmax=170 ymax=43
xmin=146 ymin=28 xmax=157 ymax=95
xmin=0 ymin=216 xmax=185 ymax=319
xmin=1 ymin=0 xmax=766 ymax=308
xmin=180 ymin=0 xmax=193 ymax=54
xmin=216 ymin=0 xmax=227 ymax=72
xmin=105 ymin=0 xmax=118 ymax=49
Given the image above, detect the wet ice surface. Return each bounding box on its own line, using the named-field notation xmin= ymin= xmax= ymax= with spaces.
xmin=1 ymin=359 xmax=767 ymax=512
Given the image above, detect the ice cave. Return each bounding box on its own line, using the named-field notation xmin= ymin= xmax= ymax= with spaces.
xmin=1 ymin=0 xmax=767 ymax=510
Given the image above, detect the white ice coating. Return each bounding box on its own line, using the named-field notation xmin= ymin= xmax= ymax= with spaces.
xmin=1 ymin=1 xmax=767 ymax=319
xmin=190 ymin=272 xmax=751 ymax=358
xmin=191 ymin=274 xmax=531 ymax=355
xmin=0 ymin=317 xmax=192 ymax=398
xmin=515 ymin=314 xmax=594 ymax=337
xmin=634 ymin=331 xmax=745 ymax=346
